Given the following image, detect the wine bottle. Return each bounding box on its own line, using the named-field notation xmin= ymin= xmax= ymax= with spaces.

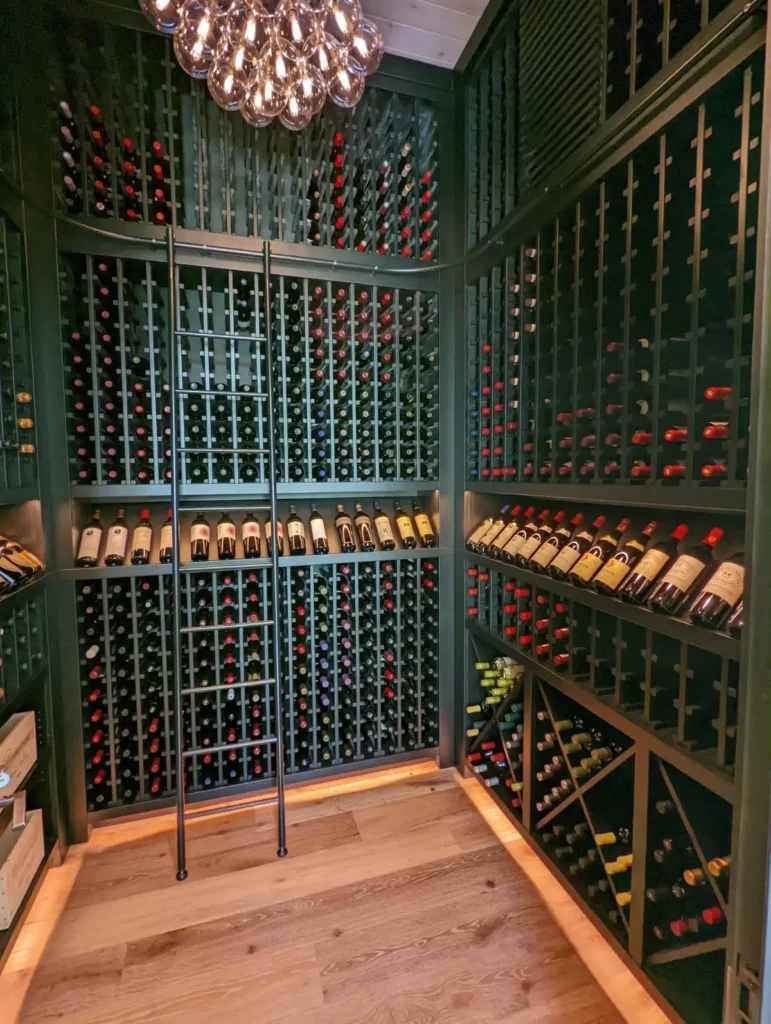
xmin=130 ymin=509 xmax=153 ymax=566
xmin=412 ymin=500 xmax=436 ymax=547
xmin=468 ymin=505 xmax=507 ymax=551
xmin=515 ymin=510 xmax=563 ymax=567
xmin=335 ymin=504 xmax=356 ymax=553
xmin=529 ymin=513 xmax=583 ymax=572
xmin=619 ymin=523 xmax=689 ymax=604
xmin=476 ymin=504 xmax=513 ymax=553
xmin=309 ymin=504 xmax=329 ymax=554
xmin=77 ymin=510 xmax=103 ymax=568
xmin=286 ymin=505 xmax=307 ymax=556
xmin=104 ymin=509 xmax=128 ymax=567
xmin=241 ymin=512 xmax=261 ymax=558
xmin=373 ymin=501 xmax=396 ymax=550
xmin=689 ymin=552 xmax=744 ymax=629
xmin=159 ymin=509 xmax=173 ymax=563
xmin=500 ymin=507 xmax=542 ymax=563
xmin=394 ymin=502 xmax=417 ymax=549
xmin=568 ymin=518 xmax=631 ymax=587
xmin=648 ymin=528 xmax=724 ymax=615
xmin=190 ymin=514 xmax=211 ymax=562
xmin=592 ymin=521 xmax=657 ymax=595
xmin=217 ymin=513 xmax=237 ymax=560
xmin=488 ymin=505 xmax=527 ymax=558
xmin=265 ymin=515 xmax=284 ymax=556
xmin=353 ymin=504 xmax=376 ymax=552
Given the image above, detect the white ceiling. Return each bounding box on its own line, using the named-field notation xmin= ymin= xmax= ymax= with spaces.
xmin=362 ymin=0 xmax=489 ymax=69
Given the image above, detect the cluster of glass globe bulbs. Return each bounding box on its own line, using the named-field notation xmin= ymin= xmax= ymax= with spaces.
xmin=139 ymin=0 xmax=384 ymax=130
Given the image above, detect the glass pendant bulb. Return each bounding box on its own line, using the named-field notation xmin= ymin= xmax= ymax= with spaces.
xmin=308 ymin=31 xmax=340 ymax=83
xmin=242 ymin=66 xmax=289 ymax=118
xmin=139 ymin=0 xmax=184 ymax=34
xmin=225 ymin=0 xmax=273 ymax=50
xmin=323 ymin=0 xmax=363 ymax=45
xmin=275 ymin=0 xmax=321 ymax=57
xmin=174 ymin=0 xmax=223 ymax=79
xmin=328 ymin=57 xmax=365 ymax=107
xmin=347 ymin=17 xmax=383 ymax=75
xmin=280 ymin=88 xmax=313 ymax=130
xmin=208 ymin=39 xmax=257 ymax=110
xmin=296 ymin=60 xmax=326 ymax=115
xmin=259 ymin=39 xmax=301 ymax=89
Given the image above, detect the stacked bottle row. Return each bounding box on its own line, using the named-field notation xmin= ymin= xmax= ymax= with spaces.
xmin=466 ymin=547 xmax=740 ymax=771
xmin=0 ymin=586 xmax=48 ymax=715
xmin=52 ymin=27 xmax=439 ymax=258
xmin=468 ymin=52 xmax=761 ymax=489
xmin=0 ymin=215 xmax=38 ymax=491
xmin=76 ymin=559 xmax=439 ymax=810
xmin=61 ymin=254 xmax=440 ymax=486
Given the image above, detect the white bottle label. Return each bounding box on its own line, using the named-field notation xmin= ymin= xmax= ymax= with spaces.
xmin=479 ymin=520 xmax=506 ymax=546
xmin=287 ymin=521 xmax=305 ymax=540
xmin=191 ymin=524 xmax=210 ymax=542
xmin=629 ymin=548 xmax=670 ymax=584
xmin=104 ymin=526 xmax=127 ymax=560
xmin=489 ymin=522 xmax=518 ymax=551
xmin=78 ymin=527 xmax=102 ymax=560
xmin=550 ymin=538 xmax=588 ymax=574
xmin=242 ymin=522 xmax=260 ymax=538
xmin=529 ymin=534 xmax=564 ymax=569
xmin=217 ymin=523 xmax=236 ymax=540
xmin=502 ymin=528 xmax=530 ymax=559
xmin=518 ymin=527 xmax=552 ymax=562
xmin=397 ymin=516 xmax=416 ymax=541
xmin=160 ymin=524 xmax=173 ymax=551
xmin=700 ymin=561 xmax=744 ymax=606
xmin=132 ymin=525 xmax=152 ymax=551
xmin=375 ymin=518 xmax=395 ymax=545
xmin=310 ymin=519 xmax=327 ymax=543
xmin=659 ymin=553 xmax=706 ymax=592
xmin=468 ymin=518 xmax=493 ymax=545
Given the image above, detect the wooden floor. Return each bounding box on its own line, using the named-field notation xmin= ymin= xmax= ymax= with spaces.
xmin=0 ymin=763 xmax=671 ymax=1023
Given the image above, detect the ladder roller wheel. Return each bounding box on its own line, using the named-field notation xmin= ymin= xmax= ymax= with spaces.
xmin=278 ymin=847 xmax=288 ymax=858
xmin=177 ymin=869 xmax=188 ymax=881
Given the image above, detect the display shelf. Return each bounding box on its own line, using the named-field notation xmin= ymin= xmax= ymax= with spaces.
xmin=465 ymin=482 xmax=747 ymax=515
xmin=466 ymin=621 xmax=735 ymax=803
xmin=72 ymin=482 xmax=442 ymax=503
xmin=468 ymin=551 xmax=739 ymax=661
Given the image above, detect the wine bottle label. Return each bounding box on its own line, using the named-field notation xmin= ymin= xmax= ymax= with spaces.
xmin=78 ymin=527 xmax=102 ymax=560
xmin=339 ymin=524 xmax=355 ymax=547
xmin=217 ymin=523 xmax=236 ymax=540
xmin=593 ymin=554 xmax=636 ymax=591
xmin=502 ymin=527 xmax=530 ymax=558
xmin=468 ymin=519 xmax=493 ymax=545
xmin=242 ymin=522 xmax=260 ymax=538
xmin=131 ymin=525 xmax=152 ymax=551
xmin=529 ymin=535 xmax=563 ymax=568
xmin=518 ymin=528 xmax=552 ymax=561
xmin=359 ymin=523 xmax=375 ymax=546
xmin=628 ymin=548 xmax=670 ymax=584
xmin=659 ymin=554 xmax=706 ymax=592
xmin=375 ymin=518 xmax=395 ymax=545
xmin=700 ymin=560 xmax=744 ymax=606
xmin=191 ymin=524 xmax=210 ymax=542
xmin=287 ymin=521 xmax=305 ymax=540
xmin=310 ymin=519 xmax=327 ymax=543
xmin=396 ymin=516 xmax=416 ymax=541
xmin=414 ymin=513 xmax=433 ymax=536
xmin=489 ymin=521 xmax=519 ymax=550
xmin=160 ymin=524 xmax=173 ymax=550
xmin=570 ymin=550 xmax=605 ymax=582
xmin=550 ymin=539 xmax=587 ymax=574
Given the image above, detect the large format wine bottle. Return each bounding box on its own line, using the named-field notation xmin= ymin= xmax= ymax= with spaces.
xmin=190 ymin=513 xmax=211 ymax=562
xmin=549 ymin=515 xmax=605 ymax=580
xmin=529 ymin=513 xmax=583 ymax=572
xmin=619 ymin=523 xmax=689 ymax=604
xmin=159 ymin=509 xmax=174 ymax=563
xmin=130 ymin=509 xmax=153 ymax=565
xmin=568 ymin=518 xmax=630 ymax=587
xmin=286 ymin=506 xmax=307 ymax=556
xmin=309 ymin=504 xmax=329 ymax=554
xmin=104 ymin=509 xmax=128 ymax=567
xmin=265 ymin=514 xmax=284 ymax=556
xmin=592 ymin=521 xmax=657 ymax=596
xmin=689 ymin=552 xmax=744 ymax=629
xmin=648 ymin=527 xmax=724 ymax=615
xmin=241 ymin=512 xmax=261 ymax=558
xmin=77 ymin=510 xmax=103 ymax=568
xmin=217 ymin=512 xmax=237 ymax=560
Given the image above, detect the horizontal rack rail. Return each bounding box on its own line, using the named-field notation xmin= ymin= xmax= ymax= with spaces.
xmin=465 ymin=482 xmax=748 ymax=515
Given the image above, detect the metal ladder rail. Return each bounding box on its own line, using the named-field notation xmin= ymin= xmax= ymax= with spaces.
xmin=167 ymin=229 xmax=287 ymax=882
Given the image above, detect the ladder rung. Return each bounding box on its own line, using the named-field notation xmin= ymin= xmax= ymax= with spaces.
xmin=179 ymin=558 xmax=272 ymax=572
xmin=175 ymin=330 xmax=267 ymax=344
xmin=178 ymin=447 xmax=269 ymax=456
xmin=184 ymin=795 xmax=278 ymax=822
xmin=177 ymin=388 xmax=269 ymax=400
xmin=182 ymin=677 xmax=276 ymax=696
xmin=181 ymin=619 xmax=274 ymax=634
xmin=183 ymin=737 xmax=276 ymax=758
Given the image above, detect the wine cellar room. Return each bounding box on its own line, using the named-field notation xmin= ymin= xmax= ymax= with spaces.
xmin=0 ymin=0 xmax=770 ymax=1021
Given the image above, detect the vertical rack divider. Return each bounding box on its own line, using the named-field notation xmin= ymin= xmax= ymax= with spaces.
xmin=415 ymin=289 xmax=422 ymax=480
xmin=325 ymin=280 xmax=336 ymax=478
xmin=302 ymin=277 xmax=312 ymax=481
xmin=416 ymin=557 xmax=424 ymax=747
xmin=157 ymin=573 xmax=173 ymax=786
xmin=395 ymin=561 xmax=403 ymax=751
xmin=135 ymin=33 xmax=149 ymax=225
xmin=309 ymin=566 xmax=318 ymax=767
xmin=85 ymin=255 xmax=104 ymax=484
xmin=371 ymin=284 xmax=381 ymax=480
xmin=651 ymin=134 xmax=667 ymax=484
xmin=571 ymin=201 xmax=582 ymax=482
xmin=620 ymin=158 xmax=634 ymax=479
xmin=284 ymin=568 xmax=296 ymax=773
xmin=212 ymin=566 xmax=224 ymax=788
xmin=375 ymin=559 xmax=382 ymax=754
xmin=100 ymin=578 xmax=118 ymax=806
xmin=143 ymin=262 xmax=161 ymax=483
xmin=394 ymin=287 xmax=402 ymax=480
xmin=353 ymin=562 xmax=362 ymax=759
xmin=348 ymin=281 xmax=359 ymax=482
xmin=128 ymin=577 xmax=146 ymax=800
xmin=277 ymin=275 xmax=290 ymax=483
xmin=115 ymin=258 xmax=133 ymax=481
xmin=594 ymin=182 xmax=606 ymax=482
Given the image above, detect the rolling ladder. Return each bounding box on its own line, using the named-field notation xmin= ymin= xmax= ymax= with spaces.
xmin=166 ymin=230 xmax=287 ymax=880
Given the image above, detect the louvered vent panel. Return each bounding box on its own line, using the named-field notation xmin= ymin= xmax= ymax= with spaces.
xmin=518 ymin=0 xmax=604 ymax=198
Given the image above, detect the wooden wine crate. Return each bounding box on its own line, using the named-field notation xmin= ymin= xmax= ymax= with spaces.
xmin=0 ymin=712 xmax=37 ymax=799
xmin=0 ymin=808 xmax=43 ymax=930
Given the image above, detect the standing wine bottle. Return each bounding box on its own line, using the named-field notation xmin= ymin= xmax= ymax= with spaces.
xmin=568 ymin=518 xmax=631 ymax=587
xmin=130 ymin=509 xmax=153 ymax=566
xmin=619 ymin=523 xmax=689 ymax=604
xmin=515 ymin=510 xmax=563 ymax=567
xmin=689 ymin=552 xmax=744 ymax=629
xmin=592 ymin=521 xmax=657 ymax=595
xmin=217 ymin=512 xmax=237 ymax=560
xmin=373 ymin=501 xmax=396 ymax=550
xmin=394 ymin=502 xmax=417 ymax=549
xmin=309 ymin=504 xmax=329 ymax=554
xmin=335 ymin=504 xmax=356 ymax=553
xmin=488 ymin=505 xmax=527 ymax=559
xmin=501 ymin=507 xmax=546 ymax=564
xmin=468 ymin=505 xmax=508 ymax=551
xmin=104 ymin=509 xmax=128 ymax=567
xmin=76 ymin=510 xmax=103 ymax=568
xmin=353 ymin=504 xmax=376 ymax=552
xmin=286 ymin=505 xmax=307 ymax=556
xmin=648 ymin=527 xmax=724 ymax=615
xmin=529 ymin=513 xmax=583 ymax=572
xmin=549 ymin=515 xmax=606 ymax=580
xmin=190 ymin=513 xmax=211 ymax=562
xmin=412 ymin=500 xmax=436 ymax=547
xmin=265 ymin=514 xmax=284 ymax=556
xmin=241 ymin=512 xmax=261 ymax=558
xmin=159 ymin=509 xmax=174 ymax=564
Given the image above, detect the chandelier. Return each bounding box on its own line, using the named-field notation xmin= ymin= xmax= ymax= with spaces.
xmin=139 ymin=0 xmax=384 ymax=131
